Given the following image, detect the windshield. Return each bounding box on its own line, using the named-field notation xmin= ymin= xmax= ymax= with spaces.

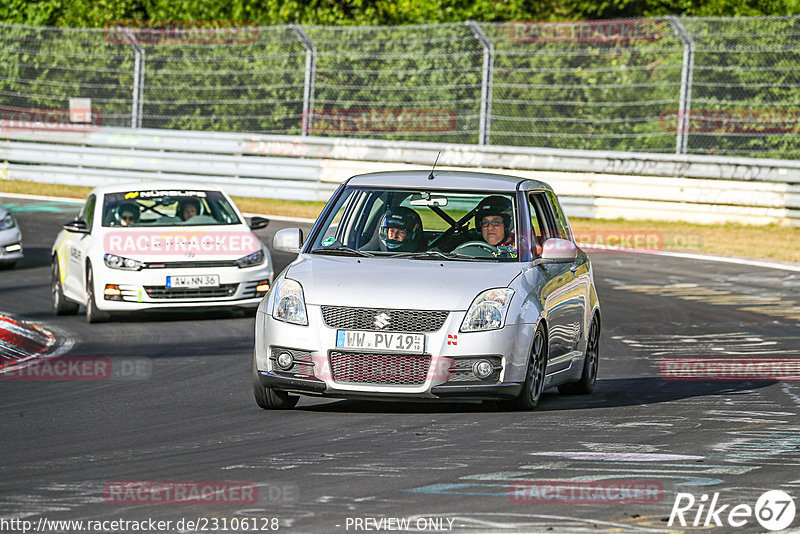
xmin=309 ymin=187 xmax=519 ymax=261
xmin=101 ymin=189 xmax=241 ymax=227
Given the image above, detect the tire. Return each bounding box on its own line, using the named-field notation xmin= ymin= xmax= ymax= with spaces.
xmin=503 ymin=323 xmax=548 ymax=411
xmin=559 ymin=314 xmax=599 ymax=395
xmin=252 ymin=354 xmax=299 ymax=410
xmin=85 ymin=264 xmax=110 ymax=324
xmin=52 ymin=259 xmax=79 ymax=315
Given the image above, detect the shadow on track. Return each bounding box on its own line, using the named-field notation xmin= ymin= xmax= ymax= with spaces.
xmin=290 ymin=377 xmax=775 ymax=414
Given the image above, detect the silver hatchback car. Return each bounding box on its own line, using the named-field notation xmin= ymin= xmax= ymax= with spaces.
xmin=253 ymin=170 xmax=600 ymax=410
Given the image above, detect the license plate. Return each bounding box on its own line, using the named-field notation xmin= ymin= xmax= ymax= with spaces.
xmin=166 ymin=275 xmax=219 ymax=288
xmin=336 ymin=330 xmax=425 ymax=354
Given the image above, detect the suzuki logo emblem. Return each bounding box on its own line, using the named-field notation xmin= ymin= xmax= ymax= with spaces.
xmin=374 ymin=312 xmax=391 ymax=329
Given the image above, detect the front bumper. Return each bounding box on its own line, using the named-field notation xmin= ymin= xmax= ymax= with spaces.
xmin=256 ymin=370 xmax=523 ymax=401
xmin=94 ymin=263 xmax=273 ymax=311
xmin=255 ymin=304 xmax=535 ymax=401
xmin=0 ymin=227 xmax=23 ymax=263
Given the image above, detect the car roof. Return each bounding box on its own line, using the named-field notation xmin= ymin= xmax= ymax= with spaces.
xmin=89 ymin=181 xmax=228 ymax=197
xmin=346 ymin=170 xmax=553 ymax=192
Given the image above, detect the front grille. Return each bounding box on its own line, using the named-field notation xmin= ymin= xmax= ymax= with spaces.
xmin=329 ymin=351 xmax=431 ymax=385
xmin=144 ymin=284 xmax=238 ymax=299
xmin=321 ymin=306 xmax=448 ymax=332
xmin=144 ymin=260 xmax=238 ymax=269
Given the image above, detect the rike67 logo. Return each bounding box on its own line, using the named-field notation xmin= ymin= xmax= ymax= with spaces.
xmin=669 ymin=490 xmax=796 ymax=531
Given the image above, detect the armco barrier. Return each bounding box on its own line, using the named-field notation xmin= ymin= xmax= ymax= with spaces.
xmin=1 ymin=127 xmax=798 ymax=225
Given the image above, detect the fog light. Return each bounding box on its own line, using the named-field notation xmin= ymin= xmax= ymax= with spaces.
xmin=4 ymin=243 xmax=21 ymax=253
xmin=276 ymin=351 xmax=294 ymax=370
xmin=472 ymin=359 xmax=494 ymax=379
xmin=104 ymin=284 xmax=122 ymax=300
xmin=256 ymin=280 xmax=270 ymax=293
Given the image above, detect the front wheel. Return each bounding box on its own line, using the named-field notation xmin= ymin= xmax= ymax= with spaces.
xmin=52 ymin=259 xmax=79 ymax=315
xmin=559 ymin=314 xmax=599 ymax=395
xmin=504 ymin=324 xmax=548 ymax=411
xmin=85 ymin=265 xmax=110 ymax=324
xmin=252 ymin=355 xmax=299 ymax=410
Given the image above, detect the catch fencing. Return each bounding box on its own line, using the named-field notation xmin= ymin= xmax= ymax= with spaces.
xmin=1 ymin=17 xmax=800 ymax=158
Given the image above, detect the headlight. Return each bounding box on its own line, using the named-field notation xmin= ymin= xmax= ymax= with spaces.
xmin=235 ymin=249 xmax=265 ymax=268
xmin=272 ymin=278 xmax=307 ymax=326
xmin=460 ymin=288 xmax=515 ymax=332
xmin=0 ymin=213 xmax=16 ymax=230
xmin=104 ymin=253 xmax=144 ymax=271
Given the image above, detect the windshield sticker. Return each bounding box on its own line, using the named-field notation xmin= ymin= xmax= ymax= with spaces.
xmin=125 ymin=190 xmax=208 ymax=199
xmin=322 ymin=237 xmax=336 ymax=247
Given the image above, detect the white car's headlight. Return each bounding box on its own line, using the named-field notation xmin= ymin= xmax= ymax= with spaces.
xmin=104 ymin=253 xmax=144 ymax=271
xmin=460 ymin=288 xmax=515 ymax=332
xmin=0 ymin=213 xmax=16 ymax=230
xmin=272 ymin=278 xmax=308 ymax=325
xmin=235 ymin=249 xmax=265 ymax=268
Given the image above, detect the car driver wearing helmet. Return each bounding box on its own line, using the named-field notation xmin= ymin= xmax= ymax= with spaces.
xmin=116 ymin=201 xmax=140 ymax=227
xmin=378 ymin=207 xmax=424 ymax=253
xmin=474 ymin=195 xmax=515 ymax=248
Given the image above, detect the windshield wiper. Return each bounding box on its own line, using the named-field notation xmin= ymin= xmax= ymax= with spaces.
xmin=395 ymin=250 xmax=483 ymax=261
xmin=311 ymin=246 xmax=375 ymax=257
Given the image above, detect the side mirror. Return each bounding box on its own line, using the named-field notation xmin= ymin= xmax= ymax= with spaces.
xmin=63 ymin=220 xmax=90 ymax=234
xmin=248 ymin=216 xmax=269 ymax=230
xmin=273 ymin=227 xmax=303 ymax=254
xmin=534 ymin=238 xmax=577 ymax=265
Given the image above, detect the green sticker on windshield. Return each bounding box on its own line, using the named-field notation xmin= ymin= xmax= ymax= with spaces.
xmin=322 ymin=237 xmax=336 ymax=246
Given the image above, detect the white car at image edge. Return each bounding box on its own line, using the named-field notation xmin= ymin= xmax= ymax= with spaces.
xmin=0 ymin=204 xmax=23 ymax=269
xmin=51 ymin=182 xmax=273 ymax=323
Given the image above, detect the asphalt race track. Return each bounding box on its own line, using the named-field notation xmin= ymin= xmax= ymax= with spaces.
xmin=2 ymin=195 xmax=800 ymax=534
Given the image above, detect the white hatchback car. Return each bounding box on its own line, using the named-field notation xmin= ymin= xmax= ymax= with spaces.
xmin=254 ymin=170 xmax=600 ymax=410
xmin=51 ymin=183 xmax=273 ymax=323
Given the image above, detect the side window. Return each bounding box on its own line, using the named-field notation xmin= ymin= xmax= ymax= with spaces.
xmin=546 ymin=191 xmax=572 ymax=241
xmin=528 ymin=192 xmax=560 ymax=242
xmin=527 ymin=192 xmax=546 ymax=247
xmin=80 ymin=195 xmax=96 ymax=231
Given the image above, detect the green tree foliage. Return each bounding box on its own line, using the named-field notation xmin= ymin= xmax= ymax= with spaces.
xmin=4 ymin=0 xmax=800 ymax=27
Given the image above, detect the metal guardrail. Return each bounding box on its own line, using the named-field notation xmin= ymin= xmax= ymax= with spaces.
xmin=1 ymin=127 xmax=798 ymax=225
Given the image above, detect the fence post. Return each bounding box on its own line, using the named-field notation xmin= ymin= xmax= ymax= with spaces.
xmin=291 ymin=24 xmax=317 ymax=136
xmin=467 ymin=21 xmax=494 ymax=146
xmin=667 ymin=16 xmax=694 ymax=155
xmin=124 ymin=28 xmax=145 ymax=129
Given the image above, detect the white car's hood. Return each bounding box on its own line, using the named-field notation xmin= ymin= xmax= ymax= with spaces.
xmin=287 ymin=254 xmax=522 ymax=310
xmin=99 ymin=225 xmax=262 ymax=262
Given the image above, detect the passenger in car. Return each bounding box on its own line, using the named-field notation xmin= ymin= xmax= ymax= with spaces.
xmin=178 ymin=198 xmax=201 ymax=221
